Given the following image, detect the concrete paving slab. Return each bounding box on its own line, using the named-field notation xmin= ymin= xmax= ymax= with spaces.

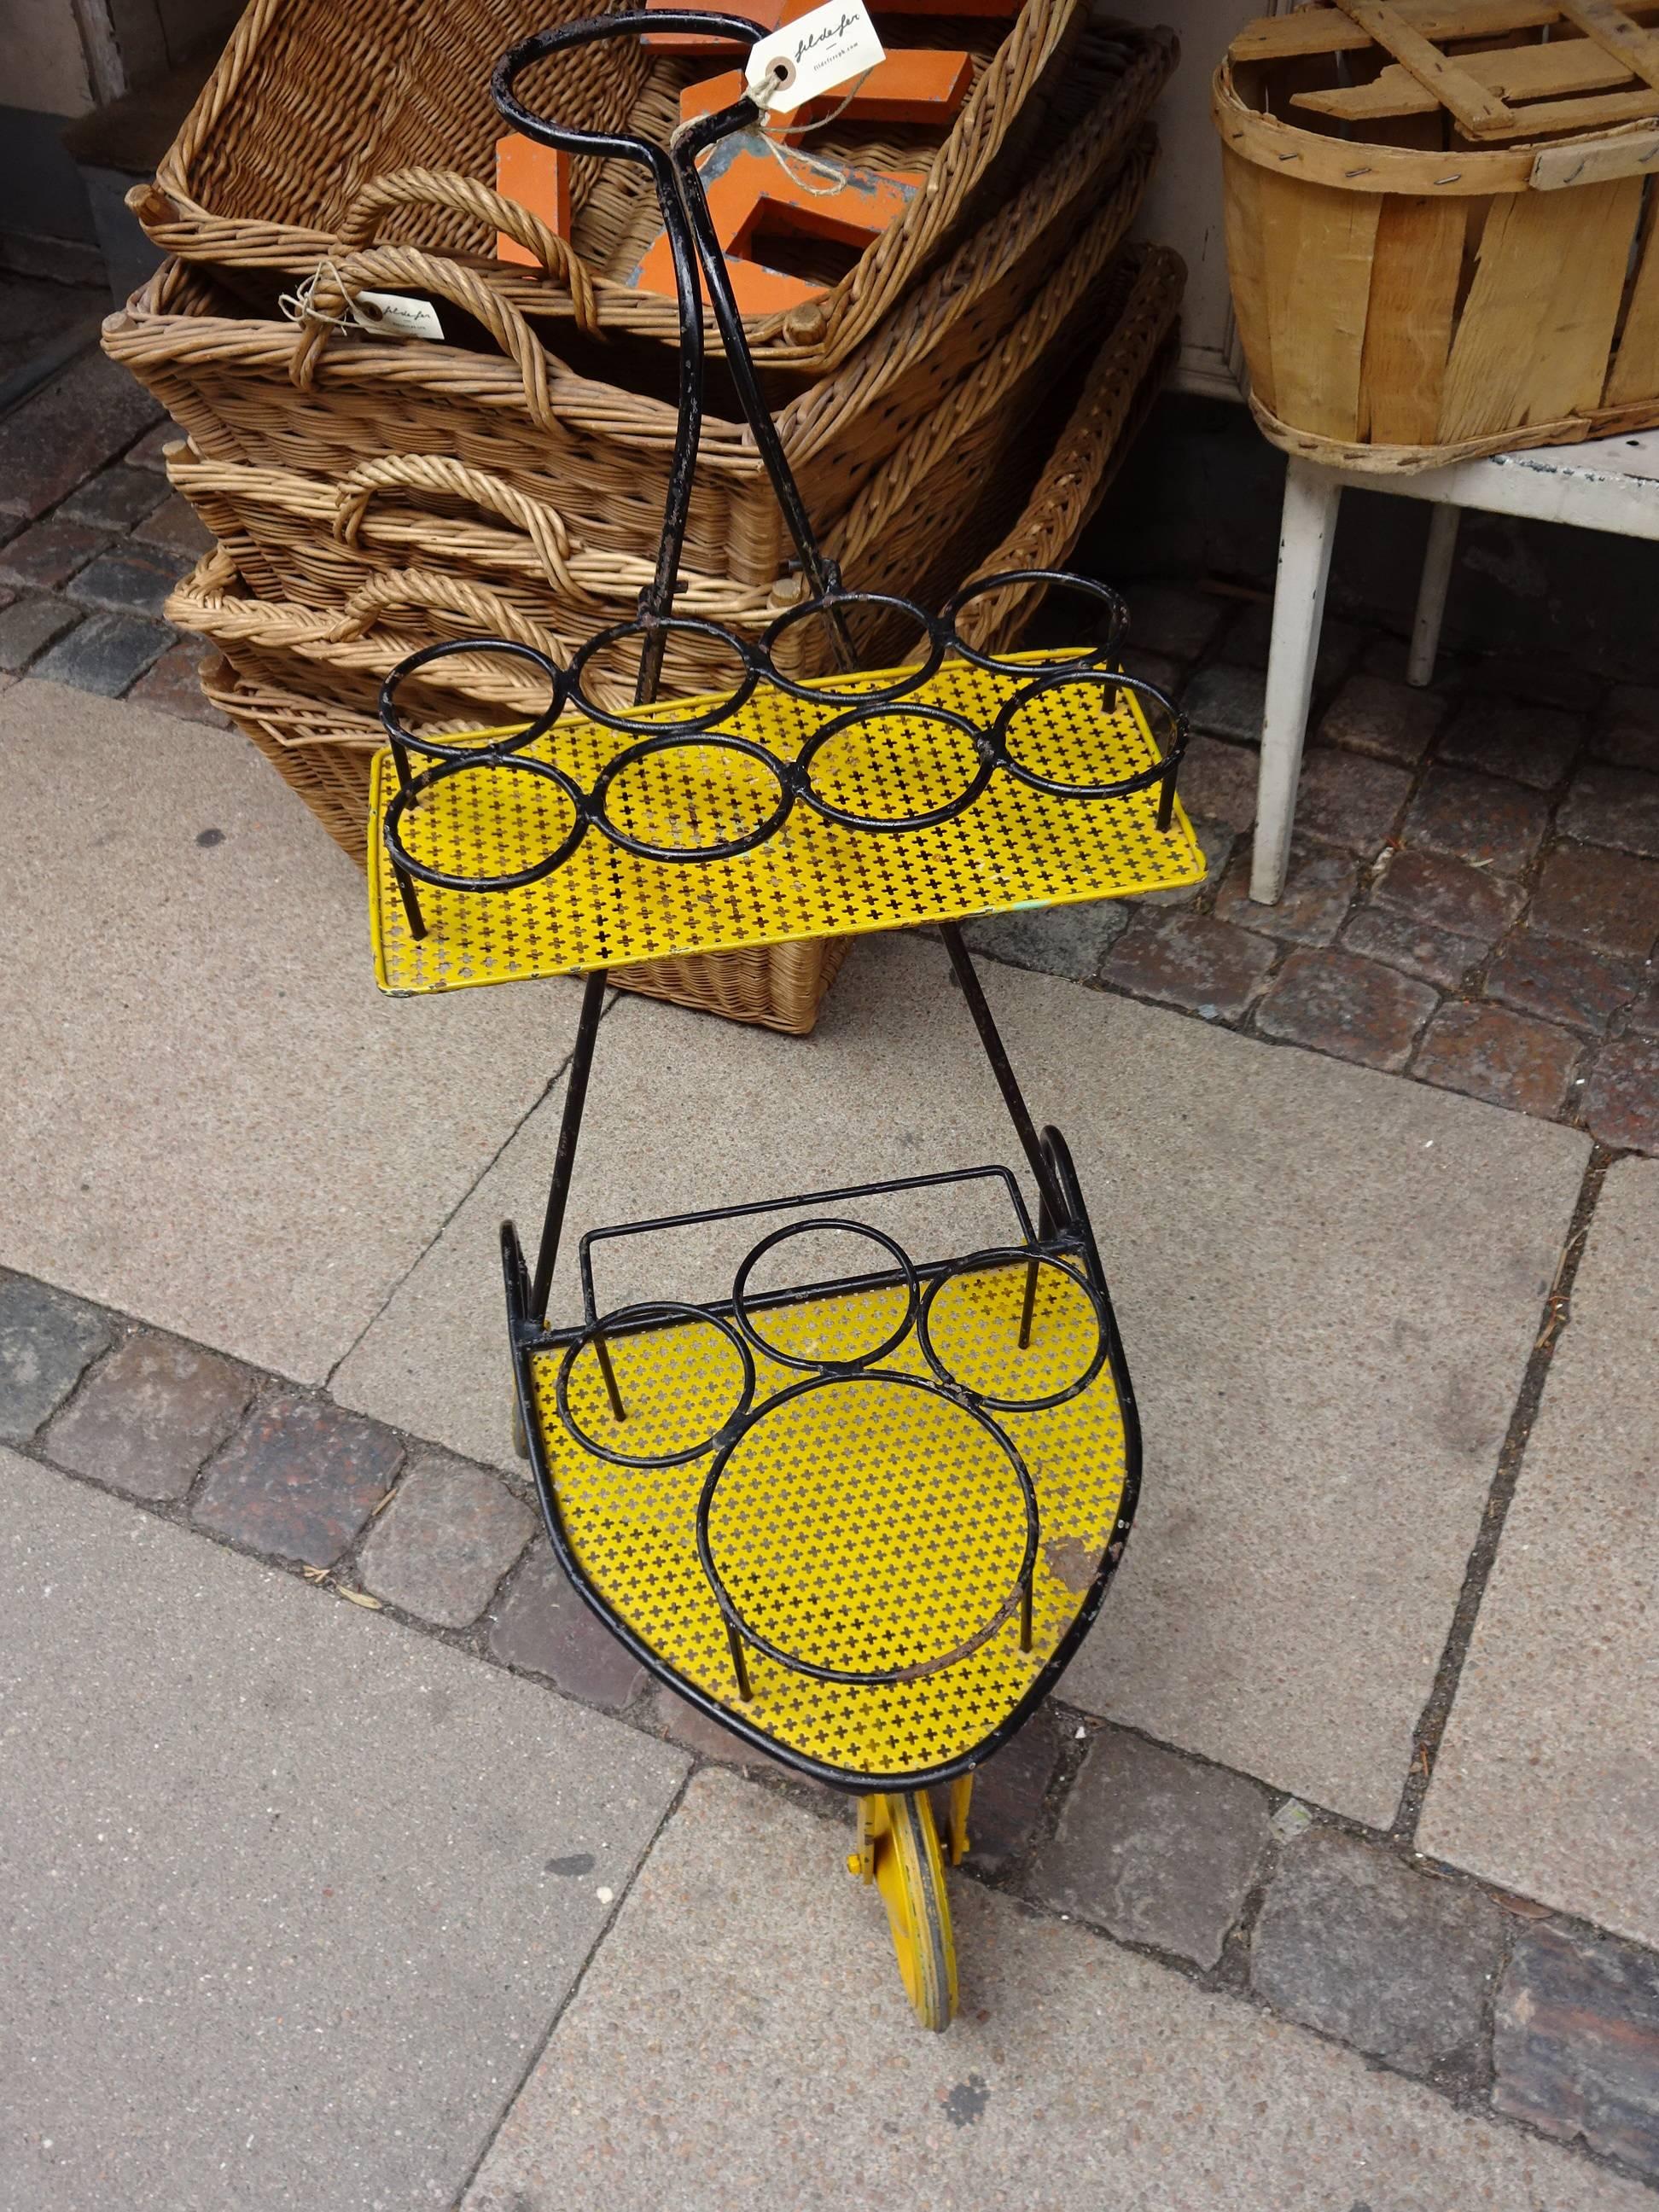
xmin=463 ymin=1770 xmax=1645 ymax=2212
xmin=0 ymin=1450 xmax=686 ymax=2212
xmin=0 ymin=680 xmax=585 ymax=1382
xmin=332 ymin=956 xmax=1024 ymax=1471
xmin=337 ymin=934 xmax=1586 ymax=1822
xmin=1419 ymin=1159 xmax=1659 ymax=1947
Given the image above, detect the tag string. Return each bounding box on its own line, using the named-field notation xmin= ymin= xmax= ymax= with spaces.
xmin=725 ymin=64 xmax=876 ymax=200
xmin=279 ymin=257 xmax=370 ymax=332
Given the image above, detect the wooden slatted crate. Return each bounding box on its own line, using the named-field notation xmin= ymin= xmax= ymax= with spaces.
xmin=1214 ymin=0 xmax=1659 ymax=468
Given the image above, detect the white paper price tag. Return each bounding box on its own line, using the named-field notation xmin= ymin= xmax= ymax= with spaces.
xmin=353 ymin=291 xmax=445 ymax=341
xmin=744 ymin=0 xmax=884 ymax=115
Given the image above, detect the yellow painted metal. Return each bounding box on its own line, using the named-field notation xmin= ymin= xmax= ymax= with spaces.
xmin=368 ymin=652 xmax=1204 ymax=994
xmin=530 ymin=1255 xmax=1126 ymax=1780
xmin=946 ymin=1773 xmax=975 ymax=1867
xmin=868 ymin=1790 xmax=957 ymax=2031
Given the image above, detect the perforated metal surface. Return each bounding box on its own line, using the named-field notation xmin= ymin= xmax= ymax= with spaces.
xmin=533 ymin=1258 xmax=1127 ymax=1779
xmin=370 ymin=652 xmax=1204 ymax=993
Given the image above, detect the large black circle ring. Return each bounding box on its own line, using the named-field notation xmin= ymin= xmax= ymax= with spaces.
xmin=565 ymin=615 xmax=760 ymax=734
xmin=730 ymin=1218 xmax=919 ymax=1373
xmin=917 ymin=1246 xmax=1109 ymax=1412
xmin=759 ymin=591 xmax=945 ymax=704
xmin=694 ymin=1368 xmax=1039 ymax=1686
xmin=795 ymin=701 xmax=992 ymax=833
xmin=991 ymin=668 xmax=1186 ymax=800
xmin=382 ymin=751 xmax=588 ymax=892
xmin=940 ymin=570 xmax=1128 ymax=677
xmin=591 ymin=731 xmax=793 ymax=862
xmin=379 ymin=636 xmax=566 ymax=762
xmin=554 ymin=1300 xmax=757 ymax=1469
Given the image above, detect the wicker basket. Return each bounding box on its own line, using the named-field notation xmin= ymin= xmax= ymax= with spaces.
xmin=1215 ymin=3 xmax=1659 ymax=470
xmin=163 ymin=220 xmax=1175 ymax=722
xmin=106 ymin=63 xmax=1161 ymax=587
xmin=197 ymin=241 xmax=1184 ymax=1032
xmin=162 ymin=172 xmax=1159 ymax=720
xmin=129 ymin=0 xmax=1171 ymax=375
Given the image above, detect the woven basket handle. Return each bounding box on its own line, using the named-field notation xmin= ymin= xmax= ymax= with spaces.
xmin=336 ymin=166 xmax=600 ymax=335
xmin=332 ymin=453 xmax=596 ymax=602
xmin=329 ymin=567 xmax=577 ymax=661
xmin=288 ymin=245 xmax=563 ymax=428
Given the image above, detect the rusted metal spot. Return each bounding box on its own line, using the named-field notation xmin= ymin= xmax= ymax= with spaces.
xmin=1043 ymin=1534 xmax=1096 ymax=1593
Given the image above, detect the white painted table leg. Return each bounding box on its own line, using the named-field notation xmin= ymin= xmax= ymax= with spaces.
xmin=1251 ymin=457 xmax=1342 ymax=905
xmin=1407 ymin=503 xmax=1461 ymax=688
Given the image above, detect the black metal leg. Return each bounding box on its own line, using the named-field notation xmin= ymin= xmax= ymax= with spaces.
xmin=529 ymin=968 xmax=609 ymax=1325
xmin=384 ymin=734 xmax=431 ymax=938
xmin=1018 ymin=1258 xmax=1039 ymax=1352
xmin=593 ymin=1329 xmax=627 ymax=1423
xmin=668 ymin=117 xmax=857 ymax=673
xmin=726 ymin=1623 xmax=754 ymax=1701
xmin=392 ymin=862 xmax=428 ymax=941
xmin=940 ymin=923 xmax=1065 ymax=1225
xmin=1018 ymin=1175 xmax=1055 ymax=1349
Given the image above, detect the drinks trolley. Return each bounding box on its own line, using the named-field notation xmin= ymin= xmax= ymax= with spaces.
xmin=364 ymin=10 xmax=1204 ymax=2029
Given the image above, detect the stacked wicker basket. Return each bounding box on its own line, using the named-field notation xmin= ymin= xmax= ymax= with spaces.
xmin=108 ymin=0 xmax=1185 ymax=1029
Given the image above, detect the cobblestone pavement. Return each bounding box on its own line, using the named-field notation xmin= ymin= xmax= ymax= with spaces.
xmin=965 ymin=583 xmax=1659 ymax=1155
xmin=3 ymin=1174 xmax=1656 ymax=2202
xmin=2 ymin=341 xmax=1653 ymax=1154
xmin=3 ymin=324 xmax=1657 ymax=2204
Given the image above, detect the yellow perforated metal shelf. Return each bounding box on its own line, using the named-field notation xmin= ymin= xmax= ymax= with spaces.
xmin=531 ymin=1257 xmax=1127 ymax=1780
xmin=370 ymin=652 xmax=1204 ymax=994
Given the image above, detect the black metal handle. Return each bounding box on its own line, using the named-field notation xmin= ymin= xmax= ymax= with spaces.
xmin=490 ymin=15 xmax=762 ymax=699
xmin=492 ymin=12 xmax=766 ymax=161
xmin=492 ymin=11 xmax=855 ymax=678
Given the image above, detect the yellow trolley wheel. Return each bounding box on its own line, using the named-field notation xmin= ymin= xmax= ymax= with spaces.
xmin=856 ymin=1790 xmax=958 ymax=2032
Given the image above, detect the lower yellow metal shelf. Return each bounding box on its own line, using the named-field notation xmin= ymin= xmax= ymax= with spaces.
xmin=370 ymin=652 xmax=1204 ymax=995
xmin=528 ymin=1256 xmax=1128 ymax=1780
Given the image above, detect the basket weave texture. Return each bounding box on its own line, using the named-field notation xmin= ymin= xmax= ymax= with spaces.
xmin=131 ymin=0 xmax=1178 ymax=373
xmin=159 ymin=188 xmax=1163 ymax=720
xmin=107 ymin=36 xmax=1166 ymax=589
xmin=117 ymin=3 xmax=1180 ymax=1032
xmin=199 ymin=241 xmax=1185 ymax=1033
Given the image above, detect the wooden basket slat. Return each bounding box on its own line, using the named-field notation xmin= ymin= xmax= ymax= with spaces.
xmin=1437 ymin=174 xmax=1640 ymax=437
xmin=1233 ymin=0 xmax=1659 ymax=63
xmin=1294 ymin=34 xmax=1639 ymax=120
xmin=1214 ymin=26 xmax=1659 ymax=469
xmin=1257 ymin=167 xmax=1381 ymax=441
xmin=1358 ymin=195 xmax=1467 ymax=444
xmin=1219 ymin=151 xmax=1277 ymax=420
xmin=1608 ymin=187 xmax=1659 ymax=399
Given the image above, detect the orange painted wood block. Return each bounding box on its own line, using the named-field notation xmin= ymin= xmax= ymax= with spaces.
xmin=679 ymin=49 xmax=973 ymax=127
xmin=643 ymin=0 xmax=806 ymax=54
xmin=643 ymin=0 xmax=1016 ymax=47
xmin=494 ymin=134 xmax=573 ymax=264
xmin=632 ymin=146 xmax=923 ymax=312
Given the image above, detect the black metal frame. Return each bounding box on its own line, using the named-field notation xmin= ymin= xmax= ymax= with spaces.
xmin=371 ymin=11 xmax=1174 ymax=1791
xmin=376 ymin=13 xmax=1188 ymax=938
xmin=377 ymin=603 xmax=1185 ymax=909
xmin=502 ymin=1108 xmax=1144 ymax=1794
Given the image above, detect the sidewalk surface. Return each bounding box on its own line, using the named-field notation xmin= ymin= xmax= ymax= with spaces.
xmin=2 ymin=339 xmax=1657 ymax=2209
